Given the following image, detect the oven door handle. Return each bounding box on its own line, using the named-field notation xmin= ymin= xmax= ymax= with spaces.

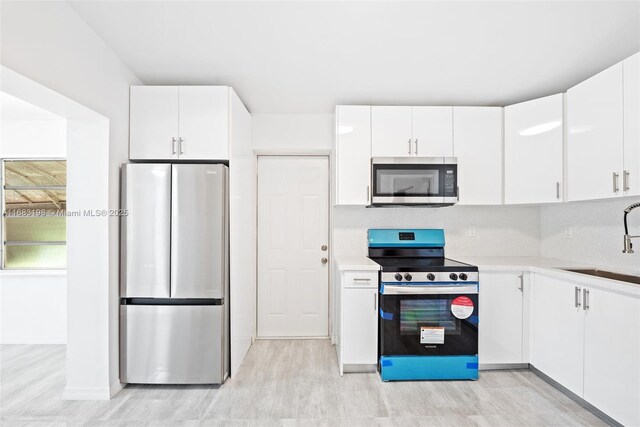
xmin=381 ymin=284 xmax=478 ymax=295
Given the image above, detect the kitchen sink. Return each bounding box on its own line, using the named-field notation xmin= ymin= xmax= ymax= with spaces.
xmin=562 ymin=268 xmax=640 ymax=285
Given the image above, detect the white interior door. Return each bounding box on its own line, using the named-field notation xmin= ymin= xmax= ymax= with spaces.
xmin=258 ymin=156 xmax=329 ymax=337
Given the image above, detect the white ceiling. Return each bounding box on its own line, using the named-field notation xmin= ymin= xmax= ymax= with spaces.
xmin=0 ymin=92 xmax=64 ymax=121
xmin=68 ymin=1 xmax=640 ymax=114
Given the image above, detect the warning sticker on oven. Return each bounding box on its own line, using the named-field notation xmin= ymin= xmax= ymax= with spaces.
xmin=451 ymin=296 xmax=474 ymax=319
xmin=420 ymin=326 xmax=445 ymax=344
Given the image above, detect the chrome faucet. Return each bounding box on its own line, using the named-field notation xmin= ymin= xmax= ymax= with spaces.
xmin=623 ymin=202 xmax=640 ymax=253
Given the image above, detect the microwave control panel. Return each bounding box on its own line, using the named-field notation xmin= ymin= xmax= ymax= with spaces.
xmin=444 ymin=168 xmax=456 ymax=196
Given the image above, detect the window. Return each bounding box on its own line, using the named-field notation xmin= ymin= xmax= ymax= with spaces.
xmin=2 ymin=160 xmax=67 ymax=269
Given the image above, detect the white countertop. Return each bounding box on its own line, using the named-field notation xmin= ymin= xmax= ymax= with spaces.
xmin=334 ymin=256 xmax=380 ymax=271
xmin=456 ymin=256 xmax=592 ymax=270
xmin=457 ymin=256 xmax=640 ymax=296
xmin=334 ymin=255 xmax=640 ymax=296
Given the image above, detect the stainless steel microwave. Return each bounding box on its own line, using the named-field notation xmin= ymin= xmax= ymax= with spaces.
xmin=370 ymin=157 xmax=458 ymax=206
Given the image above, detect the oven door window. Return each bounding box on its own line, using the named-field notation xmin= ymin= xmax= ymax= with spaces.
xmin=380 ymin=293 xmax=478 ymax=356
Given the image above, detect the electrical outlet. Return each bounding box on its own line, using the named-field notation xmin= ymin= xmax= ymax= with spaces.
xmin=564 ymin=226 xmax=573 ymax=239
xmin=468 ymin=225 xmax=476 ymax=237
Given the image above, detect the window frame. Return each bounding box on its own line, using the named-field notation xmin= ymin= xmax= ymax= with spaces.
xmin=1 ymin=158 xmax=67 ymax=270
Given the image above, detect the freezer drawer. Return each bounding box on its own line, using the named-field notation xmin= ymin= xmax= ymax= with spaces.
xmin=120 ymin=304 xmax=227 ymax=384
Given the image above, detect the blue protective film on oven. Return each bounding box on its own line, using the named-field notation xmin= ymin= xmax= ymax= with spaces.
xmin=368 ymin=229 xmax=445 ymax=248
xmin=379 ymin=308 xmax=394 ymax=320
xmin=379 ymin=355 xmax=479 ymax=381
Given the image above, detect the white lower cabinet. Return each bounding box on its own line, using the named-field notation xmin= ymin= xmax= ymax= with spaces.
xmin=478 ymin=271 xmax=526 ymax=366
xmin=532 ymin=274 xmax=585 ymax=396
xmin=532 ymin=273 xmax=640 ymax=426
xmin=583 ymin=287 xmax=640 ymax=426
xmin=336 ymin=270 xmax=378 ymax=375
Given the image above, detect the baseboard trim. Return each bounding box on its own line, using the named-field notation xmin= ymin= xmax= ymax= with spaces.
xmin=479 ymin=363 xmax=529 ymax=371
xmin=62 ymin=386 xmax=111 ymax=400
xmin=529 ymin=365 xmax=622 ymax=427
xmin=343 ymin=363 xmax=377 ymax=373
xmin=109 ymin=380 xmax=123 ymax=398
xmin=0 ymin=337 xmax=66 ymax=345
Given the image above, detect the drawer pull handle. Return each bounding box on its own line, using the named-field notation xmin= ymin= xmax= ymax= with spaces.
xmin=353 ymin=278 xmax=372 ymax=282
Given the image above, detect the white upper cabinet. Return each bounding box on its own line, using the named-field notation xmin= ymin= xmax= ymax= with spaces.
xmin=624 ymin=53 xmax=640 ymax=196
xmin=371 ymin=106 xmax=453 ymax=157
xmin=453 ymin=107 xmax=503 ymax=205
xmin=371 ymin=106 xmax=413 ymax=157
xmin=130 ymin=86 xmax=230 ymax=161
xmin=130 ymin=86 xmax=180 ymax=160
xmin=412 ymin=107 xmax=453 ymax=157
xmin=505 ymin=94 xmax=564 ymax=204
xmin=177 ymin=86 xmax=229 ymax=161
xmin=335 ymin=106 xmax=371 ymax=205
xmin=567 ymin=63 xmax=624 ymax=201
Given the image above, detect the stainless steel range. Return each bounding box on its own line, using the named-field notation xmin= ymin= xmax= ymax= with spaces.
xmin=368 ymin=229 xmax=479 ymax=381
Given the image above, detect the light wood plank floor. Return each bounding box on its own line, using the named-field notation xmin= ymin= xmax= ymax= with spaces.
xmin=1 ymin=340 xmax=607 ymax=426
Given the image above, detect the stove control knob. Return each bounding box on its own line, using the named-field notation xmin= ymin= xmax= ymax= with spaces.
xmin=427 ymin=273 xmax=436 ymax=281
xmin=394 ymin=273 xmax=403 ymax=282
xmin=404 ymin=273 xmax=413 ymax=281
xmin=449 ymin=273 xmax=459 ymax=281
xmin=459 ymin=273 xmax=468 ymax=281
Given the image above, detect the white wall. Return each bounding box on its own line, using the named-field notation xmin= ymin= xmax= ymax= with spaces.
xmin=0 ymin=273 xmax=66 ymax=344
xmin=252 ymin=114 xmax=334 ymax=152
xmin=541 ymin=197 xmax=640 ymax=273
xmin=1 ymin=120 xmax=66 ymax=157
xmin=334 ymin=205 xmax=541 ymax=258
xmin=0 ymin=113 xmax=68 ymax=345
xmin=1 ymin=1 xmax=141 ymax=397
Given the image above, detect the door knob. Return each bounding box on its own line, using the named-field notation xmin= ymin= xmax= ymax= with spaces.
xmin=321 ymin=245 xmax=328 ymax=251
xmin=321 ymin=257 xmax=328 ymax=264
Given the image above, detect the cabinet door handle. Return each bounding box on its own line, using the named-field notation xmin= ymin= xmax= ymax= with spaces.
xmin=556 ymin=182 xmax=560 ymax=200
xmin=613 ymin=172 xmax=620 ymax=193
xmin=179 ymin=137 xmax=184 ymax=155
xmin=518 ymin=274 xmax=524 ymax=292
xmin=172 ymin=137 xmax=177 ymax=155
xmin=574 ymin=286 xmax=581 ymax=308
xmin=583 ymin=289 xmax=590 ymax=311
xmin=414 ymin=139 xmax=418 ymax=155
xmin=624 ymin=170 xmax=631 ymax=192
xmin=373 ymin=292 xmax=377 ymax=311
xmin=408 ymin=138 xmax=412 ymax=155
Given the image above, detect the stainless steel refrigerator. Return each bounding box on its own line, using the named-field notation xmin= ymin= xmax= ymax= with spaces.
xmin=120 ymin=163 xmax=229 ymax=384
